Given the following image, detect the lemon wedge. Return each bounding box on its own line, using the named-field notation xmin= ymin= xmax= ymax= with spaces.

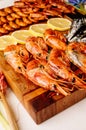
xmin=11 ymin=30 xmax=33 ymax=44
xmin=29 ymin=23 xmax=50 ymax=37
xmin=47 ymin=18 xmax=72 ymax=31
xmin=0 ymin=35 xmax=17 ymax=50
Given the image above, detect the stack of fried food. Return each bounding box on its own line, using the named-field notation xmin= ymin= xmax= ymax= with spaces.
xmin=0 ymin=0 xmax=75 ymax=36
xmin=4 ymin=28 xmax=86 ymax=96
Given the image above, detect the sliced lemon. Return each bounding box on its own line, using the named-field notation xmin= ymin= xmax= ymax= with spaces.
xmin=11 ymin=30 xmax=33 ymax=44
xmin=29 ymin=23 xmax=50 ymax=37
xmin=47 ymin=18 xmax=72 ymax=31
xmin=0 ymin=35 xmax=17 ymax=50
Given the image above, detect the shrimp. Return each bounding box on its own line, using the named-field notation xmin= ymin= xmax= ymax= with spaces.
xmin=4 ymin=44 xmax=31 ymax=76
xmin=45 ymin=48 xmax=86 ymax=89
xmin=26 ymin=36 xmax=49 ymax=65
xmin=29 ymin=12 xmax=47 ymax=21
xmin=26 ymin=59 xmax=69 ymax=96
xmin=43 ymin=9 xmax=62 ymax=17
xmin=54 ymin=2 xmax=75 ymax=13
xmin=66 ymin=42 xmax=86 ymax=73
xmin=44 ymin=29 xmax=67 ymax=50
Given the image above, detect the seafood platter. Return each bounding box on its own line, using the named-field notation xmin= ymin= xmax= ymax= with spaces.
xmin=0 ymin=0 xmax=86 ymax=124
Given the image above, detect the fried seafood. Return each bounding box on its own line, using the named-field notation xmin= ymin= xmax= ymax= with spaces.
xmin=44 ymin=29 xmax=67 ymax=50
xmin=0 ymin=0 xmax=75 ymax=36
xmin=7 ymin=15 xmax=15 ymax=21
xmin=4 ymin=7 xmax=13 ymax=14
xmin=22 ymin=17 xmax=32 ymax=24
xmin=3 ymin=24 xmax=14 ymax=31
xmin=0 ymin=16 xmax=7 ymax=23
xmin=14 ymin=1 xmax=26 ymax=8
xmin=0 ymin=10 xmax=7 ymax=16
xmin=14 ymin=0 xmax=75 ymax=16
xmin=11 ymin=13 xmax=20 ymax=19
xmin=9 ymin=21 xmax=20 ymax=29
xmin=0 ymin=21 xmax=3 ymax=26
xmin=21 ymin=7 xmax=39 ymax=14
xmin=0 ymin=27 xmax=8 ymax=34
xmin=45 ymin=48 xmax=86 ymax=89
xmin=56 ymin=2 xmax=75 ymax=13
xmin=12 ymin=6 xmax=21 ymax=12
xmin=66 ymin=42 xmax=86 ymax=73
xmin=43 ymin=9 xmax=62 ymax=17
xmin=16 ymin=0 xmax=75 ymax=14
xmin=15 ymin=19 xmax=28 ymax=27
xmin=29 ymin=12 xmax=48 ymax=21
xmin=16 ymin=11 xmax=28 ymax=17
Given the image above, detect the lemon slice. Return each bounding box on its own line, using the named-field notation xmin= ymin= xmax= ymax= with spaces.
xmin=29 ymin=23 xmax=50 ymax=37
xmin=0 ymin=35 xmax=17 ymax=50
xmin=47 ymin=18 xmax=72 ymax=31
xmin=11 ymin=30 xmax=33 ymax=44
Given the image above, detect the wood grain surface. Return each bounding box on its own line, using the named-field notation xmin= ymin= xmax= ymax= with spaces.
xmin=0 ymin=51 xmax=86 ymax=124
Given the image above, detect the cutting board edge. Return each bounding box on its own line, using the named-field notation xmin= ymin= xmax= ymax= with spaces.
xmin=23 ymin=89 xmax=86 ymax=124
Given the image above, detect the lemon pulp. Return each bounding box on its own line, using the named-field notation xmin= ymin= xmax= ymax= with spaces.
xmin=47 ymin=18 xmax=72 ymax=31
xmin=0 ymin=35 xmax=17 ymax=50
xmin=11 ymin=30 xmax=33 ymax=44
xmin=29 ymin=23 xmax=50 ymax=37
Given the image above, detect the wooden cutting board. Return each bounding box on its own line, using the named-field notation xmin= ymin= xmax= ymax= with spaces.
xmin=0 ymin=51 xmax=86 ymax=124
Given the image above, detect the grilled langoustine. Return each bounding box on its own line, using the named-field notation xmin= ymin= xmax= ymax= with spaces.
xmin=3 ymin=28 xmax=86 ymax=96
xmin=66 ymin=42 xmax=86 ymax=73
xmin=26 ymin=36 xmax=49 ymax=65
xmin=45 ymin=48 xmax=86 ymax=89
xmin=4 ymin=44 xmax=32 ymax=77
xmin=3 ymin=43 xmax=70 ymax=96
xmin=26 ymin=59 xmax=68 ymax=96
xmin=4 ymin=45 xmax=68 ymax=96
xmin=44 ymin=29 xmax=67 ymax=50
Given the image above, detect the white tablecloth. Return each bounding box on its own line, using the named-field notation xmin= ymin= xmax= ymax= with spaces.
xmin=0 ymin=1 xmax=86 ymax=130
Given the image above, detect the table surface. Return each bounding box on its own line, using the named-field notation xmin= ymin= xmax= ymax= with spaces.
xmin=0 ymin=1 xmax=86 ymax=130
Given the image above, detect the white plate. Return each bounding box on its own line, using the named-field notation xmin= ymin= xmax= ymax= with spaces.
xmin=0 ymin=0 xmax=15 ymax=9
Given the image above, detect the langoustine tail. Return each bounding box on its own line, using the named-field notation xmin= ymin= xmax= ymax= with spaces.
xmin=26 ymin=65 xmax=69 ymax=96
